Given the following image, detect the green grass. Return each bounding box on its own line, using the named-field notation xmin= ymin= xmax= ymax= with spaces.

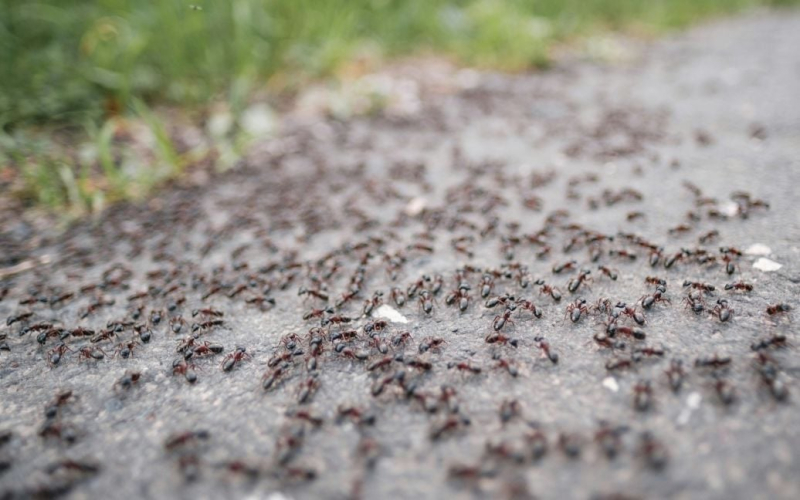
xmin=1 ymin=0 xmax=797 ymax=215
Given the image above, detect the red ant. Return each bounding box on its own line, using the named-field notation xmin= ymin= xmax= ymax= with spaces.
xmin=479 ymin=274 xmax=495 ymax=298
xmin=492 ymin=309 xmax=516 ymax=331
xmin=262 ymin=363 xmax=290 ymax=390
xmin=640 ymin=290 xmax=670 ymax=310
xmin=164 ymin=430 xmax=210 ymax=451
xmin=445 ymin=285 xmax=471 ymax=312
xmin=751 ymin=334 xmax=787 ymax=351
xmin=606 ymin=358 xmax=634 ymax=371
xmin=363 ymin=291 xmax=384 ymax=316
xmin=221 ymin=347 xmax=250 ymax=372
xmin=78 ymin=346 xmax=105 ymax=361
xmin=597 ymin=266 xmax=618 ymax=281
xmin=448 ymin=361 xmax=482 ymax=374
xmin=418 ymin=290 xmax=435 ymax=314
xmin=534 ymin=336 xmax=558 ymax=364
xmin=665 ymin=359 xmax=685 ymax=392
xmin=724 ymin=281 xmax=752 ymax=292
xmin=565 ymin=298 xmax=589 ymax=323
xmin=172 ymin=360 xmax=198 ymax=383
xmin=766 ymin=303 xmax=791 ymax=316
xmin=695 ymin=354 xmax=731 ymax=369
xmin=390 ymin=287 xmax=406 ymax=307
xmin=114 ymin=371 xmax=142 ymax=391
xmin=391 ymin=331 xmax=413 ymax=348
xmin=303 ymin=306 xmax=333 ymax=321
xmin=485 ymin=293 xmax=515 ymax=308
xmin=632 ymin=380 xmax=653 ymax=411
xmin=485 ymin=332 xmax=518 ymax=347
xmin=552 ymin=260 xmax=578 ymax=274
xmin=297 ymin=376 xmax=320 ymax=404
xmin=494 ymin=357 xmax=519 ymax=377
xmin=191 ymin=308 xmax=224 ymax=318
xmin=639 ymin=432 xmax=669 ymax=470
xmin=515 ymin=299 xmax=543 ymax=318
xmin=709 ymin=299 xmax=734 ymax=322
xmin=419 ymin=336 xmax=446 ymax=353
xmin=298 ymin=286 xmax=329 ymax=303
xmin=567 ymin=269 xmax=592 ymax=293
xmin=608 ymin=249 xmax=637 ymax=261
xmin=683 ymin=280 xmax=715 ymax=294
xmin=190 ymin=341 xmax=224 ymax=358
xmin=536 ymin=280 xmax=562 ymax=302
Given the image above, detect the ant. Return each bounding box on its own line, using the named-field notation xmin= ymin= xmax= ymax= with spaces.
xmin=709 ymin=299 xmax=734 ymax=322
xmin=479 ymin=274 xmax=495 ymax=298
xmin=639 ymin=432 xmax=669 ymax=470
xmin=493 ymin=309 xmax=515 ymax=331
xmin=533 ymin=336 xmax=558 ymax=364
xmin=606 ymin=358 xmax=634 ymax=371
xmin=429 ymin=414 xmax=471 ymax=441
xmin=190 ymin=341 xmax=224 ymax=358
xmin=645 ymin=276 xmax=666 ymax=287
xmin=114 ymin=371 xmax=142 ymax=391
xmin=448 ymin=361 xmax=482 ymax=375
xmin=609 ymin=249 xmax=637 ymax=261
xmin=485 ymin=332 xmax=518 ymax=347
xmin=6 ymin=311 xmax=33 ymax=326
xmin=303 ymin=307 xmax=333 ymax=321
xmin=724 ymin=281 xmax=752 ymax=292
xmin=552 ymin=260 xmax=578 ymax=274
xmin=565 ymin=298 xmax=589 ymax=323
xmin=719 ymin=247 xmax=742 ymax=275
xmin=78 ymin=346 xmax=105 ymax=361
xmin=262 ymin=363 xmax=290 ymax=390
xmin=515 ymin=299 xmax=543 ymax=319
xmin=419 ymin=336 xmax=446 ymax=353
xmin=632 ymin=380 xmax=653 ymax=411
xmin=418 ymin=290 xmax=435 ymax=314
xmin=567 ymin=269 xmax=592 ymax=293
xmin=192 ymin=319 xmax=223 ymax=333
xmin=322 ymin=314 xmax=353 ymax=329
xmin=335 ymin=290 xmax=359 ymax=309
xmin=164 ymin=430 xmax=210 ymax=451
xmin=713 ymin=378 xmax=736 ymax=406
xmin=499 ymin=399 xmax=522 ymax=423
xmin=640 ymin=290 xmax=670 ymax=310
xmin=608 ymin=325 xmax=646 ymax=340
xmin=536 ymin=280 xmax=562 ymax=302
xmin=664 ymin=359 xmax=685 ymax=392
xmin=558 ymin=432 xmax=582 ymax=459
xmin=222 ymin=347 xmax=250 ymax=372
xmin=367 ymin=356 xmax=395 ymax=371
xmin=597 ymin=266 xmax=618 ymax=281
xmin=336 ymin=405 xmax=376 ymax=426
xmin=698 ymin=230 xmax=719 ymax=244
xmin=766 ymin=303 xmax=791 ymax=316
xmin=494 ymin=357 xmax=519 ymax=377
xmin=297 ymin=376 xmax=320 ymax=404
xmin=298 ymin=286 xmax=329 ymax=303
xmin=751 ymin=334 xmax=787 ymax=351
xmin=363 ymin=319 xmax=388 ymax=337
xmin=115 ymin=341 xmax=140 ymax=359
xmin=632 ymin=345 xmax=665 ymax=362
xmin=594 ymin=422 xmax=627 ymax=459
xmin=363 ymin=291 xmax=384 ymax=316
xmin=695 ymin=354 xmax=731 ymax=369
xmin=44 ymin=390 xmax=74 ymax=419
xmin=445 ymin=285 xmax=471 ymax=312
xmin=391 ymin=331 xmax=413 ymax=348
xmin=485 ymin=293 xmax=516 ymax=309
xmin=683 ymin=291 xmax=706 ymax=313
xmin=172 ymin=359 xmax=198 ymax=383
xmin=668 ymin=224 xmax=693 ymax=236
xmin=191 ymin=308 xmax=224 ymax=318
xmin=390 ymin=287 xmax=406 ymax=307
xmin=592 ymin=332 xmax=626 ymax=350
xmin=407 ymin=275 xmax=431 ymax=298
xmin=616 ymin=303 xmax=646 ymax=325
xmin=683 ymin=280 xmax=715 ymax=294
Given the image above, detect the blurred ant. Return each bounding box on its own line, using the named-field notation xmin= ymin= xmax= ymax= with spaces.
xmin=766 ymin=303 xmax=791 ymax=316
xmin=533 ymin=336 xmax=558 ymax=364
xmin=515 ymin=299 xmax=543 ymax=319
xmin=172 ymin=359 xmax=198 ymax=383
xmin=298 ymin=286 xmax=329 ymax=303
xmin=485 ymin=293 xmax=515 ymax=309
xmin=724 ymin=281 xmax=752 ymax=292
xmin=552 ymin=260 xmax=578 ymax=274
xmin=390 ymin=287 xmax=406 ymax=307
xmin=78 ymin=346 xmax=105 ymax=361
xmin=419 ymin=336 xmax=446 ymax=353
xmin=638 ymin=432 xmax=668 ymax=470
xmin=262 ymin=363 xmax=291 ymax=390
xmin=418 ymin=290 xmax=435 ymax=314
xmin=448 ymin=361 xmax=482 ymax=375
xmin=665 ymin=359 xmax=685 ymax=392
xmin=494 ymin=357 xmax=519 ymax=377
xmin=485 ymin=332 xmax=518 ymax=347
xmin=597 ymin=266 xmax=618 ymax=281
xmin=632 ymin=380 xmax=653 ymax=411
xmin=114 ymin=371 xmax=142 ymax=391
xmin=363 ymin=291 xmax=384 ymax=316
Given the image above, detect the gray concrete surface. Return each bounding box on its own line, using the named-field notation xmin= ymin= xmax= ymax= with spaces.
xmin=1 ymin=10 xmax=800 ymax=500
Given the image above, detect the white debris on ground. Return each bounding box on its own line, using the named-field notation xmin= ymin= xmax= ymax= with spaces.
xmin=753 ymin=258 xmax=782 ymax=272
xmin=745 ymin=243 xmax=772 ymax=256
xmin=374 ymin=304 xmax=409 ymax=324
xmin=602 ymin=377 xmax=619 ymax=393
xmin=677 ymin=392 xmax=703 ymax=426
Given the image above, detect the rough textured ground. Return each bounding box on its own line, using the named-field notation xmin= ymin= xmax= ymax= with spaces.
xmin=2 ymin=10 xmax=800 ymax=500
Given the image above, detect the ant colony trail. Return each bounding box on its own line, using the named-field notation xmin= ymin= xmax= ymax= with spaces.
xmin=1 ymin=12 xmax=800 ymax=500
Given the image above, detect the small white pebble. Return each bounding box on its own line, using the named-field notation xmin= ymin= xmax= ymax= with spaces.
xmin=374 ymin=304 xmax=408 ymax=324
xmin=687 ymin=391 xmax=702 ymax=409
xmin=404 ymin=197 xmax=426 ymax=217
xmin=602 ymin=377 xmax=619 ymax=392
xmin=753 ymin=257 xmax=782 ymax=272
xmin=721 ymin=201 xmax=740 ymax=217
xmin=745 ymin=243 xmax=772 ymax=256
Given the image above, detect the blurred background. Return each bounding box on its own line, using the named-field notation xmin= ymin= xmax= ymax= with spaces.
xmin=1 ymin=0 xmax=796 ymax=217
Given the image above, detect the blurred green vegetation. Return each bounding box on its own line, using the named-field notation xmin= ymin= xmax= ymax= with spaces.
xmin=1 ymin=0 xmax=797 ymax=215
